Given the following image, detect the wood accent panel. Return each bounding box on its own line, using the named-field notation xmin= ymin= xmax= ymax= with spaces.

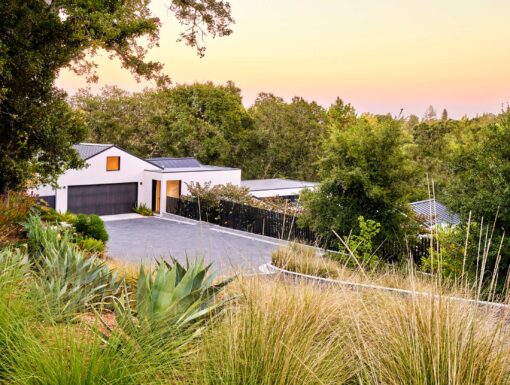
xmin=106 ymin=156 xmax=120 ymax=171
xmin=166 ymin=180 xmax=181 ymax=198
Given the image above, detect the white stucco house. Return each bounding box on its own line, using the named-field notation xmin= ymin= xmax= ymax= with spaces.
xmin=32 ymin=143 xmax=241 ymax=215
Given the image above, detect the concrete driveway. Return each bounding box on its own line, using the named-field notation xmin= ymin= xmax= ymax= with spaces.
xmin=104 ymin=215 xmax=286 ymax=275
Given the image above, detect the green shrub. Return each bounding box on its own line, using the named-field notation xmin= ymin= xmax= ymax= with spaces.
xmin=334 ymin=216 xmax=381 ymax=269
xmin=40 ymin=207 xmax=78 ymax=225
xmin=133 ymin=203 xmax=153 ymax=216
xmin=78 ymin=237 xmax=105 ymax=255
xmin=75 ymin=214 xmax=108 ymax=242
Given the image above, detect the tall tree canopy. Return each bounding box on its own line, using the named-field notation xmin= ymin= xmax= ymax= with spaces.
xmin=73 ymin=86 xmax=167 ymax=157
xmin=444 ymin=111 xmax=510 ymax=231
xmin=0 ymin=0 xmax=233 ymax=193
xmin=301 ymin=114 xmax=416 ymax=247
xmin=248 ymin=93 xmax=327 ymax=181
xmin=158 ymin=82 xmax=254 ymax=166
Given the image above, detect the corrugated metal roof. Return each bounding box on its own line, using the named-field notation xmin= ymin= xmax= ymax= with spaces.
xmin=410 ymin=199 xmax=461 ymax=227
xmin=241 ymin=179 xmax=318 ymax=191
xmin=146 ymin=157 xmax=202 ymax=169
xmin=73 ymin=143 xmax=113 ymax=160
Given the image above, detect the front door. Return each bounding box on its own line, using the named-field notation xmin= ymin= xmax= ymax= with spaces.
xmin=152 ymin=180 xmax=161 ymax=212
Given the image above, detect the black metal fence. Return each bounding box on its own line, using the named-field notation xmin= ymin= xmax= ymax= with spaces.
xmin=166 ymin=196 xmax=316 ymax=244
xmin=378 ymin=237 xmax=431 ymax=263
xmin=166 ymin=196 xmax=431 ymax=260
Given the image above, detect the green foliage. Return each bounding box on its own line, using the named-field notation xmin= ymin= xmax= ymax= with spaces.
xmin=39 ymin=207 xmax=77 ymax=224
xmin=119 ymin=258 xmax=231 ymax=330
xmin=0 ymin=0 xmax=233 ymax=193
xmin=0 ymin=248 xmax=34 ymax=380
xmin=78 ymin=238 xmax=105 ymax=255
xmin=420 ymin=228 xmax=464 ymax=278
xmin=75 ymin=214 xmax=108 ymax=242
xmin=2 ymin=318 xmax=191 ymax=385
xmin=247 ymin=93 xmax=327 ymax=180
xmin=187 ymin=181 xmax=253 ymax=206
xmin=445 ymin=111 xmax=510 ymax=230
xmin=441 ymin=111 xmax=510 ymax=279
xmin=160 ymin=82 xmax=255 ymax=168
xmin=74 ymin=87 xmax=168 ymax=158
xmin=301 ymin=115 xmax=416 ymax=248
xmin=0 ymin=192 xmax=37 ymax=244
xmin=337 ymin=216 xmax=381 ymax=269
xmin=24 ymin=215 xmax=120 ymax=318
xmin=408 ymin=119 xmax=456 ymax=199
xmin=133 ymin=203 xmax=153 ymax=216
xmin=420 ymin=221 xmax=508 ymax=290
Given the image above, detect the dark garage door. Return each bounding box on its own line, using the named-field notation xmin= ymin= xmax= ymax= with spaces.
xmin=68 ymin=183 xmax=138 ymax=215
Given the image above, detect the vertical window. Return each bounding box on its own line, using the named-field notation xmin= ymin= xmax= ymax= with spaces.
xmin=106 ymin=156 xmax=120 ymax=171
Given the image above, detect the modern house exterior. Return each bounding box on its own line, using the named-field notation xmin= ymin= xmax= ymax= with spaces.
xmin=241 ymin=179 xmax=318 ymax=201
xmin=32 ymin=143 xmax=241 ymax=215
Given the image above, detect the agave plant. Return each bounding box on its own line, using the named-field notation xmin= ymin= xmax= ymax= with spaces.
xmin=115 ymin=258 xmax=232 ymax=334
xmin=24 ymin=215 xmax=121 ymax=319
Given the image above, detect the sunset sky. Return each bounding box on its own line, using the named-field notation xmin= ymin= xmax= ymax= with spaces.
xmin=56 ymin=0 xmax=510 ymax=118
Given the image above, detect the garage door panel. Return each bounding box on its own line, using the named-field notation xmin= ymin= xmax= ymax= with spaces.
xmin=68 ymin=183 xmax=138 ymax=215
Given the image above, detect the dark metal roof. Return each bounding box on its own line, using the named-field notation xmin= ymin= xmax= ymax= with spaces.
xmin=146 ymin=157 xmax=202 ymax=169
xmin=410 ymin=199 xmax=461 ymax=227
xmin=73 ymin=143 xmax=113 ymax=160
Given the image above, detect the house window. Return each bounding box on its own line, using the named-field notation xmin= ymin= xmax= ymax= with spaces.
xmin=106 ymin=156 xmax=120 ymax=171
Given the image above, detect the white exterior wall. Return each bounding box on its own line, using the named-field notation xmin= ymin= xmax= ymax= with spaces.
xmin=145 ymin=168 xmax=241 ymax=213
xmin=30 ymin=184 xmax=56 ymax=197
xmin=33 ymin=147 xmax=160 ymax=212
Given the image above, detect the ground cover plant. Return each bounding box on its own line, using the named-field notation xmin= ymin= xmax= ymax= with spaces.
xmin=133 ymin=203 xmax=153 ymax=216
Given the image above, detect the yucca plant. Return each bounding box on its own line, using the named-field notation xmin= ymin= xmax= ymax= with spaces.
xmin=24 ymin=215 xmax=122 ymax=319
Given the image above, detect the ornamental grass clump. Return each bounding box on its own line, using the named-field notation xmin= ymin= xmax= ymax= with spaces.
xmin=193 ymin=276 xmax=356 ymax=385
xmin=271 ymin=242 xmax=343 ymax=278
xmin=350 ymin=290 xmax=510 ymax=385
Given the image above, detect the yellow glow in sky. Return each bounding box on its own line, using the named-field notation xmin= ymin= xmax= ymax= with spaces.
xmin=56 ymin=0 xmax=510 ymax=117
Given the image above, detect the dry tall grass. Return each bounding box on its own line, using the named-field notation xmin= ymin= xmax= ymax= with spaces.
xmin=192 ymin=274 xmax=510 ymax=385
xmin=271 ymin=243 xmax=466 ymax=295
xmin=272 ymin=243 xmax=344 ymax=278
xmin=194 ymin=276 xmax=356 ymax=385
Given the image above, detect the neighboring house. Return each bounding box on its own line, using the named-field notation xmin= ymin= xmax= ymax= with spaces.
xmin=32 ymin=143 xmax=241 ymax=215
xmin=410 ymin=198 xmax=461 ymax=228
xmin=241 ymin=178 xmax=318 ymax=201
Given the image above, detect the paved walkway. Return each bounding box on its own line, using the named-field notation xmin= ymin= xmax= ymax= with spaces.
xmin=104 ymin=216 xmax=287 ymax=275
xmin=101 ymin=213 xmax=145 ymax=222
